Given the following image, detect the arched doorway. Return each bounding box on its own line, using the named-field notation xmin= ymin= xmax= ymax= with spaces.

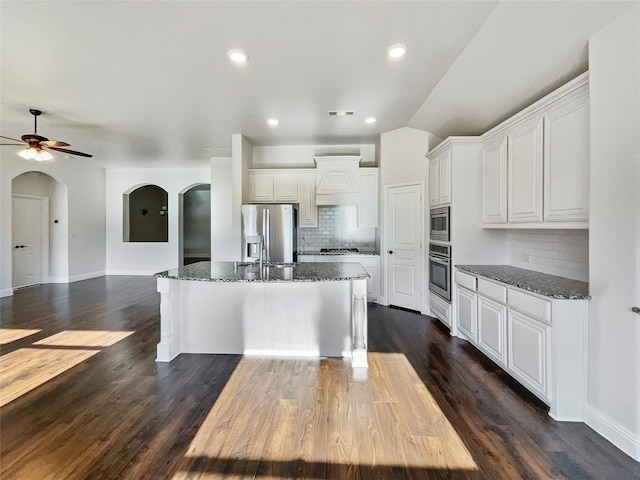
xmin=123 ymin=184 xmax=169 ymax=243
xmin=179 ymin=183 xmax=211 ymax=266
xmin=11 ymin=171 xmax=69 ymax=288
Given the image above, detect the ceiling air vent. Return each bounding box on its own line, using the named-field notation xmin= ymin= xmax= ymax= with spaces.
xmin=328 ymin=110 xmax=355 ymax=117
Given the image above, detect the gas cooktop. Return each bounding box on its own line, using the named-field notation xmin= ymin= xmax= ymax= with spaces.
xmin=319 ymin=248 xmax=360 ymax=253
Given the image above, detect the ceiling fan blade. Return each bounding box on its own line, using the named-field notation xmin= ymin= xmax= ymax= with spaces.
xmin=41 ymin=140 xmax=70 ymax=147
xmin=46 ymin=146 xmax=93 ymax=158
xmin=0 ymin=135 xmax=26 ymax=143
xmin=1 ymin=143 xmax=25 ymax=146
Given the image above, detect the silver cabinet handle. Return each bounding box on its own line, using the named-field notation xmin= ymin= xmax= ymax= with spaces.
xmin=633 ymin=307 xmax=640 ymax=315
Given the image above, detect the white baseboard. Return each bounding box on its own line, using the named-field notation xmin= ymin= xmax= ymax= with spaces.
xmin=49 ymin=276 xmax=70 ymax=284
xmin=0 ymin=288 xmax=13 ymax=298
xmin=69 ymin=271 xmax=106 ymax=283
xmin=105 ymin=270 xmax=157 ymax=276
xmin=584 ymin=403 xmax=640 ymax=461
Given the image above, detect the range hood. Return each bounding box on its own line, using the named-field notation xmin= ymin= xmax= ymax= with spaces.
xmin=314 ymin=156 xmax=361 ymax=205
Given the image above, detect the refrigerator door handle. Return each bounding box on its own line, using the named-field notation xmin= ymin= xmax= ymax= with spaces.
xmin=265 ymin=208 xmax=270 ymax=261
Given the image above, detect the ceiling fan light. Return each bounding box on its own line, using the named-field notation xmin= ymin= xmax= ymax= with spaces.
xmin=19 ymin=147 xmax=52 ymax=161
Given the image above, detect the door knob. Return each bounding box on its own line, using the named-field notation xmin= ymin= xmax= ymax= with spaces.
xmin=388 ymin=250 xmax=394 ymax=254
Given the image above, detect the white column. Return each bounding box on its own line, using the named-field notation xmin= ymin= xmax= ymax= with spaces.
xmin=156 ymin=277 xmax=180 ymax=362
xmin=351 ymin=278 xmax=368 ymax=368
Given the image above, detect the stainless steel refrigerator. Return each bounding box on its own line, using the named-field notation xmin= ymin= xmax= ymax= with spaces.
xmin=241 ymin=204 xmax=297 ymax=263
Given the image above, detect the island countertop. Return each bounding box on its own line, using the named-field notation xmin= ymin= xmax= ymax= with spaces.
xmin=456 ymin=264 xmax=590 ymax=300
xmin=155 ymin=261 xmax=369 ymax=283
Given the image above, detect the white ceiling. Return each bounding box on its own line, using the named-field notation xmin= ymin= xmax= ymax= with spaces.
xmin=0 ymin=1 xmax=635 ymax=168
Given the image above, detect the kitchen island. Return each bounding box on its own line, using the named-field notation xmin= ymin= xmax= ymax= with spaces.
xmin=154 ymin=261 xmax=369 ymax=367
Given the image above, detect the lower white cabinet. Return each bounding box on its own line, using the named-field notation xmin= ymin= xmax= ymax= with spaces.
xmin=429 ymin=293 xmax=451 ymax=327
xmin=507 ymin=310 xmax=550 ymax=401
xmin=454 ymin=268 xmax=587 ymax=421
xmin=456 ymin=287 xmax=477 ymax=342
xmin=477 ymin=296 xmax=508 ymax=367
xmin=298 ymin=255 xmax=380 ymax=303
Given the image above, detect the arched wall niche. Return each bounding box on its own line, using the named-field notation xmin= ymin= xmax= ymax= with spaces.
xmin=10 ymin=171 xmax=69 ymax=283
xmin=123 ymin=184 xmax=169 ymax=242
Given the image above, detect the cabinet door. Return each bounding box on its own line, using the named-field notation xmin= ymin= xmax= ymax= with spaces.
xmin=483 ymin=136 xmax=508 ymax=224
xmin=508 ymin=118 xmax=544 ymax=223
xmin=456 ymin=287 xmax=477 ymax=343
xmin=429 ymin=157 xmax=440 ymax=206
xmin=507 ymin=310 xmax=550 ymax=401
xmin=439 ymin=150 xmax=452 ymax=205
xmin=358 ymin=169 xmax=378 ymax=228
xmin=297 ymin=174 xmax=317 ymax=227
xmin=544 ymin=93 xmax=589 ymax=222
xmin=273 ymin=175 xmax=298 ymax=202
xmin=477 ymin=296 xmax=507 ymax=366
xmin=364 ymin=265 xmax=380 ymax=301
xmin=249 ymin=173 xmax=274 ymax=202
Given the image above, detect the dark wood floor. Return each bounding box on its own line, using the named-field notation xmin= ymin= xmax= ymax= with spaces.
xmin=1 ymin=276 xmax=639 ymax=479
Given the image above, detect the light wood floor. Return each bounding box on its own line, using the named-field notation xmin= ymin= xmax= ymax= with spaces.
xmin=174 ymin=353 xmax=477 ymax=479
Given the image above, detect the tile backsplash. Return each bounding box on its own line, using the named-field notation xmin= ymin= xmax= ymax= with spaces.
xmin=299 ymin=205 xmax=376 ymax=252
xmin=507 ymin=229 xmax=588 ymax=281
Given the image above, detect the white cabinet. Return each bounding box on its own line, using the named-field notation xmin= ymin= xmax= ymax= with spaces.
xmin=297 ymin=255 xmax=380 ymax=302
xmin=482 ymin=73 xmax=589 ymax=228
xmin=249 ymin=172 xmax=275 ymax=202
xmin=248 ymin=171 xmax=298 ymax=203
xmin=508 ymin=118 xmax=544 ymax=223
xmin=456 ymin=286 xmax=477 ymax=343
xmin=297 ymin=173 xmax=317 ymax=228
xmin=482 ymin=136 xmax=508 ymax=224
xmin=477 ymin=295 xmax=508 ymax=367
xmin=428 ymin=150 xmax=452 ymax=207
xmin=544 ymin=93 xmax=590 ymax=222
xmin=358 ymin=169 xmax=378 ymax=228
xmin=507 ymin=309 xmax=550 ymax=401
xmin=453 ymin=267 xmax=587 ymax=420
xmin=429 ymin=293 xmax=451 ymax=327
xmin=274 ymin=175 xmax=298 ymax=201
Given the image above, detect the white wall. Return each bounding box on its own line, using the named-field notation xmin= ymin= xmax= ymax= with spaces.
xmin=210 ymin=157 xmax=235 ymax=261
xmin=0 ymin=155 xmax=106 ymax=296
xmin=507 ymin=229 xmax=589 ymax=281
xmin=587 ymin=6 xmax=640 ymax=460
xmin=252 ymin=144 xmax=377 ymax=168
xmin=105 ymin=168 xmax=209 ymax=275
xmin=12 ymin=172 xmax=69 ymax=282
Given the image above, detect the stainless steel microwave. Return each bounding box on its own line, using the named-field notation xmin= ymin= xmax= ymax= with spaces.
xmin=430 ymin=206 xmax=450 ymax=242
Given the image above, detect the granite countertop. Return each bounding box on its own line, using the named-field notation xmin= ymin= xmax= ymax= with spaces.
xmin=156 ymin=261 xmax=369 ymax=283
xmin=456 ymin=265 xmax=590 ymax=300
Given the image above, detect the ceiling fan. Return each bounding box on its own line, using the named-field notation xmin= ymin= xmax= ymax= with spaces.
xmin=0 ymin=108 xmax=92 ymax=160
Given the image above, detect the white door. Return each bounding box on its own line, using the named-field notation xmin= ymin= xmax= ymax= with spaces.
xmin=12 ymin=195 xmax=44 ymax=288
xmin=386 ymin=184 xmax=423 ymax=311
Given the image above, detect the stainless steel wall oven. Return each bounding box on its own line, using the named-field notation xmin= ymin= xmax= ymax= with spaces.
xmin=428 ymin=242 xmax=451 ymax=302
xmin=429 ymin=206 xmax=450 ymax=242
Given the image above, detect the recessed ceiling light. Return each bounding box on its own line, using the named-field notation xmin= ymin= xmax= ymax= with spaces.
xmin=227 ymin=49 xmax=249 ymax=63
xmin=267 ymin=118 xmax=279 ymax=126
xmin=387 ymin=43 xmax=408 ymax=59
xmin=365 ymin=117 xmax=376 ymax=124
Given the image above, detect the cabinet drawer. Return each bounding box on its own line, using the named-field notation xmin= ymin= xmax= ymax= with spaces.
xmin=508 ymin=288 xmax=551 ymax=324
xmin=430 ymin=294 xmax=451 ymax=327
xmin=455 ymin=270 xmax=477 ymax=291
xmin=477 ymin=278 xmax=507 ymax=304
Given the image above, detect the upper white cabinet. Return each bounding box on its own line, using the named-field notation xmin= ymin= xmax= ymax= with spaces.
xmin=358 ymin=168 xmax=378 ymax=228
xmin=544 ymin=92 xmax=590 ymax=222
xmin=248 ymin=171 xmax=298 ymax=203
xmin=297 ymin=173 xmax=317 ymax=228
xmin=482 ymin=73 xmax=589 ymax=228
xmin=429 ymin=149 xmax=452 ymax=207
xmin=483 ymin=136 xmax=508 ymax=224
xmin=507 ymin=118 xmax=544 ymax=223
